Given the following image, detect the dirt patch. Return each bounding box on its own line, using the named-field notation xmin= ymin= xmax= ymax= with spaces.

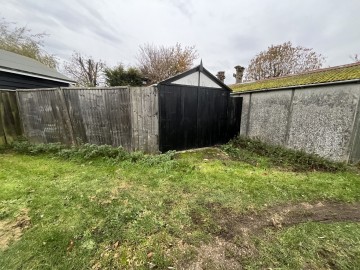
xmin=207 ymin=201 xmax=360 ymax=240
xmin=91 ymin=181 xmax=133 ymax=205
xmin=186 ymin=201 xmax=360 ymax=269
xmin=184 ymin=238 xmax=242 ymax=270
xmin=0 ymin=208 xmax=31 ymax=250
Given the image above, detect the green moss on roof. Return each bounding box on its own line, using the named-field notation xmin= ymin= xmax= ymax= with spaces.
xmin=230 ymin=62 xmax=360 ymax=92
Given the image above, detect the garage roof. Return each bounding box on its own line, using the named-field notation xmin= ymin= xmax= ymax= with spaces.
xmin=230 ymin=62 xmax=360 ymax=92
xmin=0 ymin=49 xmax=75 ymax=84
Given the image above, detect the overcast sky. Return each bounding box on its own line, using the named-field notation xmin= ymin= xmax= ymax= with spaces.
xmin=2 ymin=0 xmax=360 ymax=83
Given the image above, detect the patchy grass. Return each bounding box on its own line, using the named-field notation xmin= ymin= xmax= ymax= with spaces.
xmin=0 ymin=144 xmax=359 ymax=269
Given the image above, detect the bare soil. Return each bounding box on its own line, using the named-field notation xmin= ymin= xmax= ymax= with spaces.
xmin=185 ymin=201 xmax=360 ymax=270
xmin=0 ymin=209 xmax=31 ymax=250
xmin=207 ymin=201 xmax=360 ymax=240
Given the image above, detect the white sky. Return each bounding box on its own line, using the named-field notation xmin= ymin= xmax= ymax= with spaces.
xmin=2 ymin=0 xmax=360 ymax=83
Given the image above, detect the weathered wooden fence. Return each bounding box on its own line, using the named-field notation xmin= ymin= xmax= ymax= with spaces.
xmin=0 ymin=90 xmax=22 ymax=145
xmin=15 ymin=86 xmax=159 ymax=153
xmin=1 ymin=86 xmax=242 ymax=153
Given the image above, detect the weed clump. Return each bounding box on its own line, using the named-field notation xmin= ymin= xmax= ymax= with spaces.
xmin=9 ymin=140 xmax=176 ymax=165
xmin=222 ymin=136 xmax=347 ymax=172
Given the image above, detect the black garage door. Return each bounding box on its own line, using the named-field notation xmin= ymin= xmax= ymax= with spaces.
xmin=158 ymin=84 xmax=242 ymax=152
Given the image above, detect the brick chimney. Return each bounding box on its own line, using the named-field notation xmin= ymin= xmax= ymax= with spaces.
xmin=233 ymin=65 xmax=245 ymax=84
xmin=216 ymin=71 xmax=225 ymax=83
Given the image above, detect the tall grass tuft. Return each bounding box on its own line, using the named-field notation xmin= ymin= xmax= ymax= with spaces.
xmin=222 ymin=136 xmax=347 ymax=172
xmin=9 ymin=140 xmax=176 ymax=165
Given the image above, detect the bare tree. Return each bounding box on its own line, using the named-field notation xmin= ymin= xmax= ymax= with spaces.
xmin=0 ymin=18 xmax=58 ymax=69
xmin=137 ymin=43 xmax=198 ymax=84
xmin=245 ymin=41 xmax=325 ymax=81
xmin=63 ymin=52 xmax=106 ymax=87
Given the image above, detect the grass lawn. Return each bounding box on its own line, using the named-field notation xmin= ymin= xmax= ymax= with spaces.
xmin=0 ymin=144 xmax=359 ymax=269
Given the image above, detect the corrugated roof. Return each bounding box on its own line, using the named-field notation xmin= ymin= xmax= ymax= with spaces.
xmin=230 ymin=62 xmax=360 ymax=92
xmin=0 ymin=49 xmax=74 ymax=83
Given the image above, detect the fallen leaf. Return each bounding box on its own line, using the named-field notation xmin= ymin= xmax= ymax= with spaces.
xmin=67 ymin=240 xmax=74 ymax=252
xmin=113 ymin=241 xmax=119 ymax=249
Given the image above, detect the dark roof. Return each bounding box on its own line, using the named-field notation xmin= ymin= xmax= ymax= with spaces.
xmin=0 ymin=49 xmax=75 ymax=83
xmin=159 ymin=61 xmax=232 ymax=91
xmin=230 ymin=62 xmax=360 ymax=92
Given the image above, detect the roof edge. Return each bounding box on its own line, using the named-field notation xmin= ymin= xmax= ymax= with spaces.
xmin=159 ymin=64 xmax=232 ymax=91
xmin=230 ymin=61 xmax=360 ymax=89
xmin=0 ymin=67 xmax=76 ymax=84
xmin=231 ymin=78 xmax=360 ymax=95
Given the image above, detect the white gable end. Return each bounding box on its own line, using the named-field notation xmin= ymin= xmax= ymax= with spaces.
xmin=199 ymin=72 xmax=221 ymax=88
xmin=171 ymin=71 xmax=221 ymax=88
xmin=171 ymin=71 xmax=199 ymax=86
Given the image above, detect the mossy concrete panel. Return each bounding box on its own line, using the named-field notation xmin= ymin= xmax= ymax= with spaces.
xmin=238 ymin=93 xmax=250 ymax=136
xmin=247 ymin=90 xmax=293 ymax=145
xmin=349 ymin=90 xmax=360 ymax=164
xmin=287 ymin=84 xmax=360 ymax=162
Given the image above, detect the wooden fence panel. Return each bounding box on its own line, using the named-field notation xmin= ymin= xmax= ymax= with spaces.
xmin=16 ymin=89 xmax=73 ymax=144
xmin=131 ymin=87 xmax=140 ymax=151
xmin=63 ymin=87 xmax=133 ymax=150
xmin=104 ymin=88 xmax=132 ymax=149
xmin=130 ymin=87 xmax=159 ymax=153
xmin=0 ymin=90 xmax=22 ymax=145
xmin=149 ymin=87 xmax=159 ymax=153
xmin=74 ymin=89 xmax=111 ymax=145
xmin=62 ymin=89 xmax=87 ymax=143
xmin=15 ymin=86 xmax=158 ymax=152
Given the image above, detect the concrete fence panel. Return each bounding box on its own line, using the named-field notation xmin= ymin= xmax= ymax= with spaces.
xmin=236 ymin=82 xmax=360 ymax=163
xmin=247 ymin=90 xmax=293 ymax=145
xmin=287 ymin=84 xmax=360 ymax=162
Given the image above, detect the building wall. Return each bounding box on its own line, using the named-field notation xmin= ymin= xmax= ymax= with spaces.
xmin=236 ymin=83 xmax=360 ymax=163
xmin=0 ymin=71 xmax=69 ymax=89
xmin=171 ymin=71 xmax=222 ymax=88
